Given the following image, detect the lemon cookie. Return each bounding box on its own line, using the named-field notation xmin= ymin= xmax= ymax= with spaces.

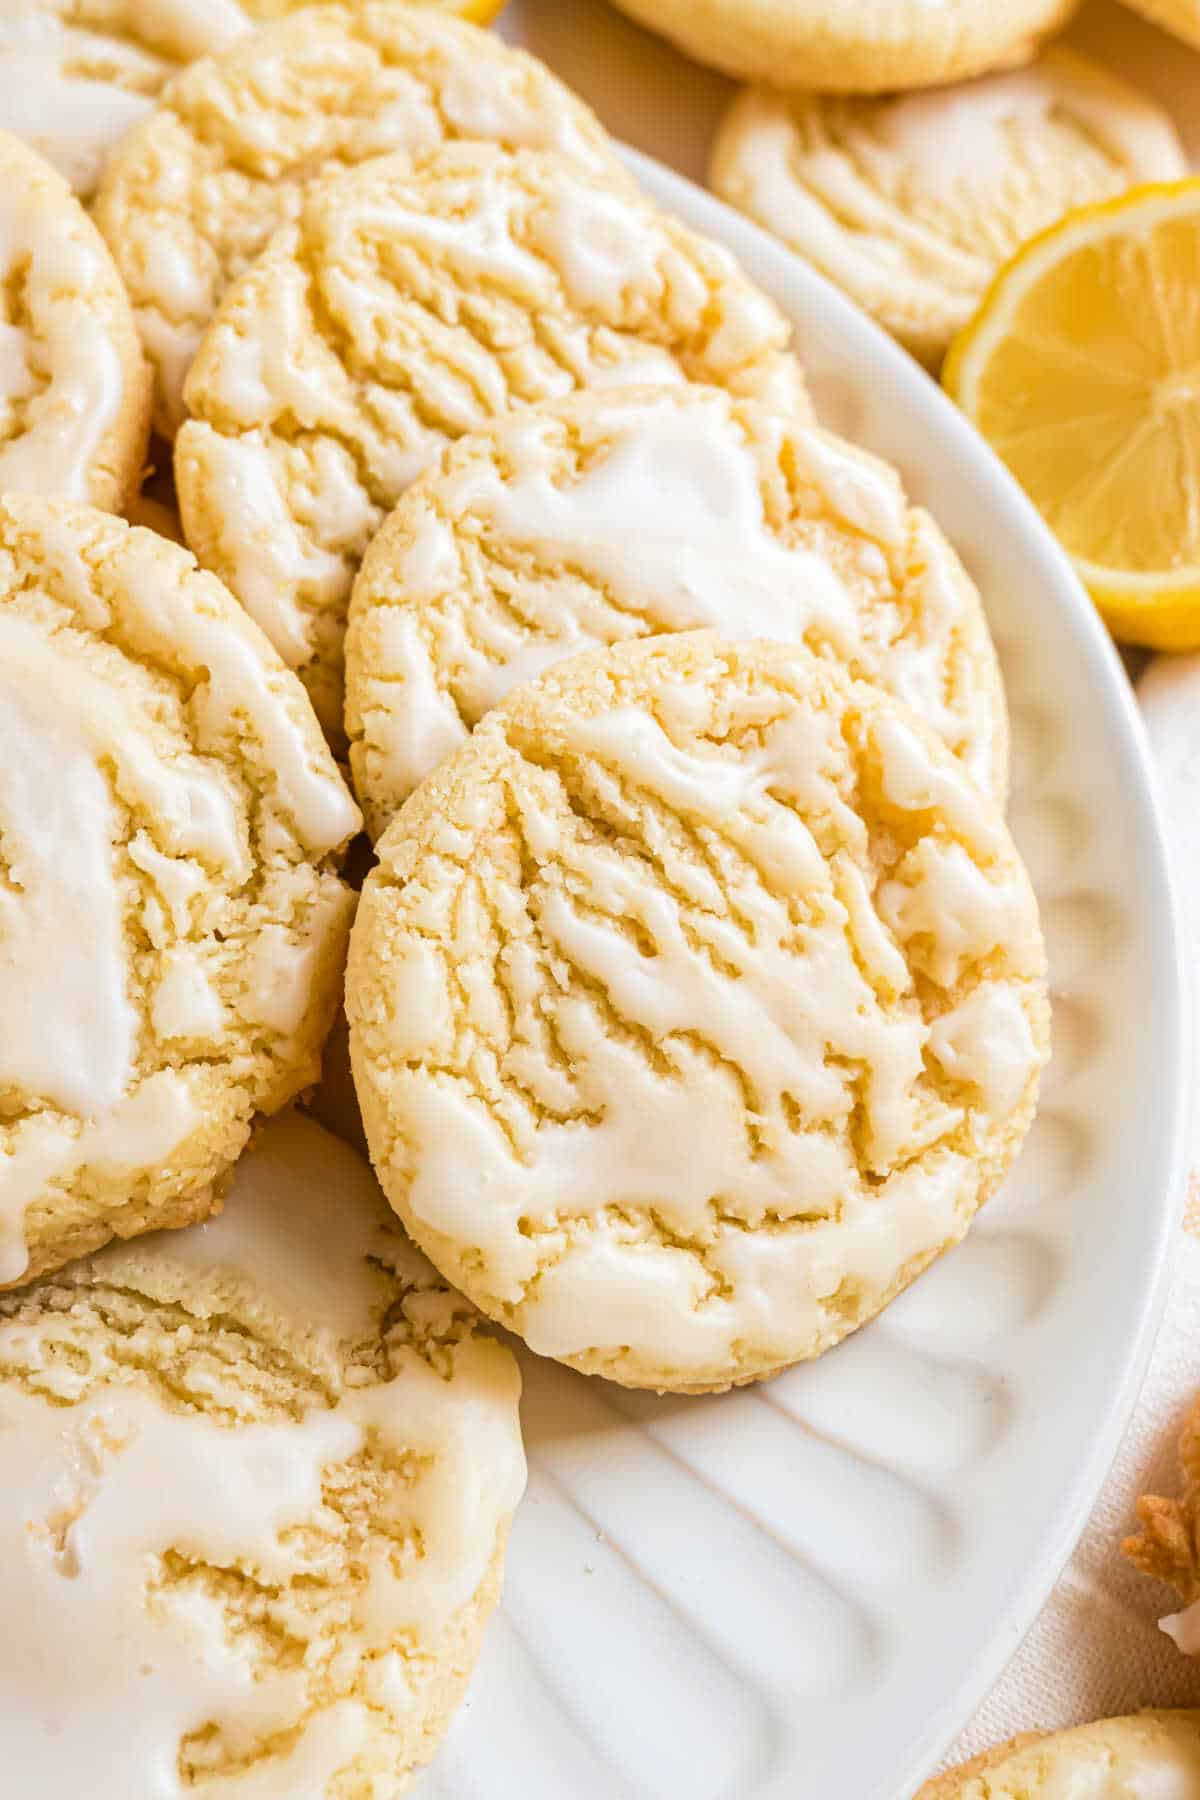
xmin=0 ymin=1110 xmax=526 ymax=1796
xmin=0 ymin=495 xmax=361 ymax=1288
xmin=93 ymin=5 xmax=623 ymax=438
xmin=0 ymin=130 xmax=151 ymax=513
xmin=711 ymin=51 xmax=1186 ymax=365
xmin=175 ymin=148 xmax=806 ymax=740
xmin=344 ymin=384 xmax=1006 ymax=839
xmin=347 ymin=632 xmax=1049 ymax=1394
xmin=0 ymin=0 xmax=247 ymax=198
xmin=607 ymin=0 xmax=1079 ymax=92
xmin=916 ymin=1713 xmax=1200 ymax=1796
xmin=1124 ymin=1392 xmax=1200 ymax=1652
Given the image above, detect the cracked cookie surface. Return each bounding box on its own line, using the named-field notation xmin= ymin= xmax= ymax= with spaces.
xmin=175 ymin=147 xmax=807 ymax=740
xmin=0 ymin=494 xmax=361 ymax=1288
xmin=0 ymin=129 xmax=152 ymax=513
xmin=0 ymin=1111 xmax=526 ymax=1798
xmin=711 ymin=49 xmax=1186 ymax=364
xmin=0 ymin=0 xmax=247 ymax=197
xmin=347 ymin=632 xmax=1048 ymax=1393
xmin=93 ymin=3 xmax=624 ymax=437
xmin=344 ymin=384 xmax=1005 ymax=839
xmin=916 ymin=1713 xmax=1200 ymax=1797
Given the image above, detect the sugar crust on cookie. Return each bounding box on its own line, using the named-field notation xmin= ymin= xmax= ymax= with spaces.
xmin=175 ymin=147 xmax=806 ymax=739
xmin=0 ymin=494 xmax=361 ymax=1288
xmin=347 ymin=631 xmax=1048 ymax=1394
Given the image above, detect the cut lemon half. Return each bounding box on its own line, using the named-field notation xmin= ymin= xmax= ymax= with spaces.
xmin=945 ymin=179 xmax=1200 ymax=649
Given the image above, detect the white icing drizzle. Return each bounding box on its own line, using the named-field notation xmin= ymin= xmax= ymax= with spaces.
xmin=0 ymin=1116 xmax=526 ymax=1796
xmin=386 ymin=700 xmax=1039 ymax=1368
xmin=0 ymin=0 xmax=247 ymax=196
xmin=118 ymin=529 xmax=361 ymax=853
xmin=0 ymin=678 xmax=137 ymax=1116
xmin=0 ymin=164 xmax=125 ymax=500
xmin=446 ymin=403 xmax=867 ymax=654
xmin=0 ymin=1073 xmax=199 ymax=1283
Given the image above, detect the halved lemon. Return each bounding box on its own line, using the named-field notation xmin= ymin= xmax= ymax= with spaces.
xmin=945 ymin=179 xmax=1200 ymax=649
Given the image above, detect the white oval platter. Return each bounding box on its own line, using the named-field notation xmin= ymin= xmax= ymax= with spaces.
xmin=407 ymin=127 xmax=1191 ymax=1800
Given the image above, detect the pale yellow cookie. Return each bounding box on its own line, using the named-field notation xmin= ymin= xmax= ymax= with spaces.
xmin=711 ymin=50 xmax=1186 ymax=365
xmin=175 ymin=147 xmax=807 ymax=740
xmin=1124 ymin=1391 xmax=1200 ymax=1653
xmin=93 ymin=4 xmax=624 ymax=437
xmin=1117 ymin=0 xmax=1200 ymax=50
xmin=607 ymin=0 xmax=1080 ymax=92
xmin=0 ymin=494 xmax=361 ymax=1288
xmin=0 ymin=0 xmax=247 ymax=198
xmin=916 ymin=1713 xmax=1200 ymax=1796
xmin=345 ymin=384 xmax=1006 ymax=839
xmin=347 ymin=632 xmax=1049 ymax=1395
xmin=0 ymin=1110 xmax=526 ymax=1795
xmin=0 ymin=130 xmax=151 ymax=513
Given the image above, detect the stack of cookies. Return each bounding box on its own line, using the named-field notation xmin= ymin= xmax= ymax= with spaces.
xmin=0 ymin=4 xmax=1052 ymax=1791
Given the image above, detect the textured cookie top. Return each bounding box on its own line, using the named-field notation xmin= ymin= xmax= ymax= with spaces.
xmin=93 ymin=3 xmax=623 ymax=436
xmin=345 ymin=384 xmax=1006 ymax=838
xmin=348 ymin=632 xmax=1048 ymax=1393
xmin=918 ymin=1712 xmax=1200 ymax=1798
xmin=0 ymin=495 xmax=360 ymax=1287
xmin=0 ymin=129 xmax=151 ymax=512
xmin=175 ymin=147 xmax=805 ymax=739
xmin=608 ymin=0 xmax=1080 ymax=93
xmin=710 ymin=50 xmax=1186 ymax=362
xmin=0 ymin=1112 xmax=526 ymax=1799
xmin=0 ymin=0 xmax=247 ymax=197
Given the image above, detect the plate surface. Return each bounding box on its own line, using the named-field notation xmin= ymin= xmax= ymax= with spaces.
xmin=409 ymin=150 xmax=1191 ymax=1800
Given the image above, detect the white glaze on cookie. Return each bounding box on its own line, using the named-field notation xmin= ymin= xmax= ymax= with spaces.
xmin=348 ymin=634 xmax=1047 ymax=1391
xmin=0 ymin=497 xmax=359 ymax=1286
xmin=0 ymin=0 xmax=247 ymax=197
xmin=0 ymin=132 xmax=145 ymax=506
xmin=345 ymin=387 xmax=1005 ymax=834
xmin=0 ymin=1114 xmax=526 ymax=1796
xmin=711 ymin=49 xmax=1186 ymax=359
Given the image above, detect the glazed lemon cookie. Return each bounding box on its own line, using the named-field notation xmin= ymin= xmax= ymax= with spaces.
xmin=0 ymin=495 xmax=361 ymax=1288
xmin=93 ymin=5 xmax=624 ymax=437
xmin=176 ymin=148 xmax=806 ymax=739
xmin=0 ymin=0 xmax=247 ymax=198
xmin=711 ymin=51 xmax=1186 ymax=365
xmin=607 ymin=0 xmax=1079 ymax=93
xmin=345 ymin=384 xmax=1006 ymax=839
xmin=916 ymin=1713 xmax=1200 ymax=1796
xmin=1117 ymin=0 xmax=1200 ymax=49
xmin=0 ymin=130 xmax=151 ymax=513
xmin=0 ymin=1110 xmax=526 ymax=1796
xmin=347 ymin=632 xmax=1049 ymax=1394
xmin=1124 ymin=1392 xmax=1200 ymax=1652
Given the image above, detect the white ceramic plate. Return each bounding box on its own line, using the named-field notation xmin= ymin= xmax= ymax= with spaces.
xmin=406 ymin=150 xmax=1190 ymax=1800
